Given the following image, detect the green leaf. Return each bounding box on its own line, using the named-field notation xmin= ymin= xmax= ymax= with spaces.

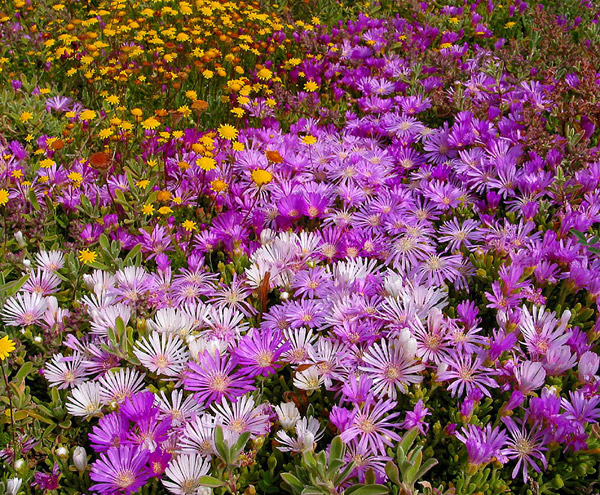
xmin=214 ymin=425 xmax=230 ymax=464
xmin=415 ymin=458 xmax=438 ymax=481
xmin=329 ymin=436 xmax=344 ymax=463
xmin=1 ymin=273 xmax=30 ymax=298
xmin=385 ymin=461 xmax=401 ymax=486
xmin=15 ymin=362 xmax=34 ymax=382
xmin=345 ymin=484 xmax=389 ymax=495
xmin=123 ymin=243 xmax=142 ymax=265
xmin=405 ymin=449 xmax=422 ymax=484
xmin=281 ymin=473 xmax=304 ymax=494
xmin=198 ymin=476 xmax=226 ymax=488
xmin=364 ymin=468 xmax=376 ymax=485
xmin=230 ymin=431 xmax=251 ymax=460
xmin=399 ymin=427 xmax=419 ymax=455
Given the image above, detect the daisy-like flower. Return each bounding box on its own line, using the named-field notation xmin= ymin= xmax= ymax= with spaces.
xmin=67 ymin=381 xmax=103 ymax=418
xmin=98 ymin=368 xmax=146 ymax=405
xmin=21 ymin=269 xmax=61 ymax=295
xmin=293 ymin=366 xmax=324 ymax=393
xmin=184 ymin=351 xmax=255 ymax=405
xmin=155 ymin=389 xmax=203 ymax=427
xmin=234 ymin=328 xmax=289 ymax=377
xmin=455 ymin=424 xmax=508 ymax=467
xmin=360 ymin=331 xmax=425 ymax=399
xmin=275 ymin=402 xmax=301 ymax=430
xmin=90 ymin=446 xmax=152 ymax=494
xmin=34 ymin=250 xmax=65 ymax=272
xmin=275 ymin=416 xmax=324 ymax=453
xmin=281 ymin=327 xmax=317 ymax=364
xmin=438 ymin=218 xmax=483 ymax=252
xmin=44 ymin=352 xmax=89 ymax=389
xmin=212 ymin=395 xmax=270 ymax=438
xmin=1 ymin=292 xmax=49 ymax=327
xmin=179 ymin=414 xmax=217 ymax=456
xmin=437 ymin=350 xmax=498 ymax=398
xmin=89 ymin=411 xmax=129 ymax=452
xmin=201 ymin=306 xmax=248 ymax=343
xmin=340 ymin=398 xmax=402 ymax=455
xmin=502 ymin=415 xmax=548 ymax=482
xmin=162 ymin=453 xmax=211 ymax=495
xmin=134 ymin=332 xmax=189 ymax=377
xmin=345 ymin=440 xmax=391 ymax=483
xmin=0 ymin=335 xmax=16 ymax=360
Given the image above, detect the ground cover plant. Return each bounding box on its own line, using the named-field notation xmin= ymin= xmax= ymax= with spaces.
xmin=0 ymin=0 xmax=600 ymax=494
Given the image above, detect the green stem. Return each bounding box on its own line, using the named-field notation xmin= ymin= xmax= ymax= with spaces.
xmin=1 ymin=359 xmax=16 ymax=465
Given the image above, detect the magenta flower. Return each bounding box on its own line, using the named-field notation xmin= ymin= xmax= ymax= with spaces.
xmin=184 ymin=351 xmax=255 ymax=405
xmin=340 ymin=398 xmax=402 ymax=455
xmin=90 ymin=446 xmax=152 ymax=494
xmin=502 ymin=416 xmax=548 ymax=483
xmin=437 ymin=350 xmax=498 ymax=398
xmin=234 ymin=328 xmax=290 ymax=377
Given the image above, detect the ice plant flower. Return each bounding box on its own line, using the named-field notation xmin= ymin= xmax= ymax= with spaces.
xmin=90 ymin=446 xmax=152 ymax=494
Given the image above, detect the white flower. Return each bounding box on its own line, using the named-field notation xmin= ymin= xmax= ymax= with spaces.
xmin=7 ymin=478 xmax=22 ymax=495
xmin=67 ymin=381 xmax=102 ymax=418
xmin=275 ymin=402 xmax=300 ymax=430
xmin=293 ymin=366 xmax=324 ymax=393
xmin=134 ymin=331 xmax=189 ymax=377
xmin=162 ymin=453 xmax=211 ymax=495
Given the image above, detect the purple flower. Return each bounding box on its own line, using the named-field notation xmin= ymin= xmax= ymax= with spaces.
xmin=90 ymin=446 xmax=152 ymax=494
xmin=234 ymin=328 xmax=290 ymax=377
xmin=32 ymin=463 xmax=61 ymax=491
xmin=455 ymin=424 xmax=508 ymax=466
xmin=400 ymin=399 xmax=430 ymax=434
xmin=340 ymin=398 xmax=402 ymax=455
xmin=502 ymin=415 xmax=548 ymax=482
xmin=437 ymin=350 xmax=498 ymax=398
xmin=184 ymin=351 xmax=255 ymax=405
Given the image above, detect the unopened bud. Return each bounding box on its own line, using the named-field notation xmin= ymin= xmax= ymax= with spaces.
xmin=73 ymin=446 xmax=87 ymax=472
xmin=14 ymin=458 xmax=25 ymax=472
xmin=56 ymin=446 xmax=68 ymax=460
xmin=14 ymin=231 xmax=26 ymax=248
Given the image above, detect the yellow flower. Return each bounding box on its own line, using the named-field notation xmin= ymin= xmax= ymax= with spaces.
xmin=505 ymin=21 xmax=515 ymax=28
xmin=68 ymin=172 xmax=83 ymax=182
xmin=20 ymin=112 xmax=33 ymax=123
xmin=131 ymin=108 xmax=143 ymax=117
xmin=217 ymin=124 xmax=238 ymax=141
xmin=182 ymin=220 xmax=197 ymax=232
xmin=196 ymin=156 xmax=216 ymax=171
xmin=40 ymin=159 xmax=55 ymax=168
xmin=99 ymin=128 xmax=114 ymax=139
xmin=0 ymin=189 xmax=8 ymax=206
xmin=78 ymin=249 xmax=97 ymax=264
xmin=302 ymin=135 xmax=317 ymax=145
xmin=210 ymin=178 xmax=228 ymax=192
xmin=257 ymin=68 xmax=273 ymax=81
xmin=158 ymin=206 xmax=172 ymax=215
xmin=251 ymin=169 xmax=273 ymax=186
xmin=231 ymin=108 xmax=245 ymax=117
xmin=185 ymin=90 xmax=198 ymax=100
xmin=141 ymin=117 xmax=160 ymax=130
xmin=202 ymin=70 xmax=214 ymax=79
xmin=142 ymin=203 xmax=155 ymax=215
xmin=79 ymin=110 xmax=97 ymax=121
xmin=304 ymin=80 xmax=319 ymax=92
xmin=0 ymin=336 xmax=16 ymax=360
xmin=232 ymin=141 xmax=244 ymax=151
xmin=136 ymin=180 xmax=150 ymax=188
xmin=105 ymin=95 xmax=120 ymax=105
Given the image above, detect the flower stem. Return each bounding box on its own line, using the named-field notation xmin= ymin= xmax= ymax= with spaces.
xmin=1 ymin=359 xmax=16 ymax=463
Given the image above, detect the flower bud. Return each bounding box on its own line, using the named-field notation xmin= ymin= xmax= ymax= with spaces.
xmin=73 ymin=446 xmax=87 ymax=472
xmin=56 ymin=446 xmax=68 ymax=460
xmin=280 ymin=291 xmax=289 ymax=301
xmin=14 ymin=231 xmax=26 ymax=248
xmin=23 ymin=259 xmax=31 ymax=269
xmin=14 ymin=458 xmax=25 ymax=472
